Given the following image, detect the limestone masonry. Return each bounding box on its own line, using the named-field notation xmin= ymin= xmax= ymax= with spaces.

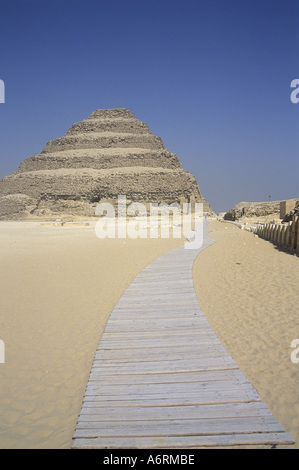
xmin=0 ymin=108 xmax=214 ymax=219
xmin=224 ymin=199 xmax=299 ymax=221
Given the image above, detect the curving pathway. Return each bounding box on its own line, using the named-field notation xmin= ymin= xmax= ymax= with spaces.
xmin=72 ymin=224 xmax=294 ymax=448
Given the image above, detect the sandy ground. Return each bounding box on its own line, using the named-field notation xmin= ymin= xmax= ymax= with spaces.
xmin=0 ymin=219 xmax=298 ymax=448
xmin=193 ymin=221 xmax=299 ymax=448
xmin=0 ymin=220 xmax=184 ymax=449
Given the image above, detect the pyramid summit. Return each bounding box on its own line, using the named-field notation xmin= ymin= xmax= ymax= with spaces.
xmin=0 ymin=108 xmax=214 ymax=219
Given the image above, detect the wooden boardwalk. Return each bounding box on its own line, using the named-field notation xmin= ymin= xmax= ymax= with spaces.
xmin=72 ymin=224 xmax=294 ymax=449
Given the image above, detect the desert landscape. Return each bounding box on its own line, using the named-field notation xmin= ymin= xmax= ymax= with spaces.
xmin=0 ymin=108 xmax=298 ymax=448
xmin=1 ymin=0 xmax=298 ymax=450
xmin=0 ymin=217 xmax=298 ymax=448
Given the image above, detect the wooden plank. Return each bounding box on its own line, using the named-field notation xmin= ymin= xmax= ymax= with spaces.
xmin=99 ymin=335 xmax=219 ymax=344
xmin=99 ymin=336 xmax=217 ymax=346
xmin=94 ymin=353 xmax=235 ymax=365
xmin=73 ymin=416 xmax=284 ymax=438
xmin=87 ymin=369 xmax=249 ymax=384
xmin=104 ymin=322 xmax=211 ymax=332
xmin=98 ymin=341 xmax=218 ymax=351
xmin=90 ymin=357 xmax=238 ymax=372
xmin=82 ymin=389 xmax=261 ymax=407
xmin=84 ymin=384 xmax=257 ymax=402
xmin=84 ymin=377 xmax=252 ymax=394
xmin=98 ymin=340 xmax=217 ymax=350
xmin=72 ymin=432 xmax=295 ymax=449
xmin=113 ymin=307 xmax=202 ymax=313
xmin=95 ymin=347 xmax=233 ymax=361
xmin=99 ymin=336 xmax=221 ymax=345
xmin=108 ymin=314 xmax=206 ymax=321
xmin=98 ymin=340 xmax=224 ymax=348
xmin=78 ymin=402 xmax=272 ymax=421
xmin=101 ymin=328 xmax=216 ymax=338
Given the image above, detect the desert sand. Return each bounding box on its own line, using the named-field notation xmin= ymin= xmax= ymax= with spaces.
xmin=193 ymin=221 xmax=299 ymax=448
xmin=0 ymin=219 xmax=298 ymax=448
xmin=0 ymin=220 xmax=185 ymax=449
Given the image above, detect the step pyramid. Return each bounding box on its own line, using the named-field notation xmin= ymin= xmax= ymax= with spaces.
xmin=0 ymin=108 xmax=214 ymax=219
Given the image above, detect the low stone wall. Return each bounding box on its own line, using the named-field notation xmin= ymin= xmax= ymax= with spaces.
xmin=255 ymin=216 xmax=299 ymax=251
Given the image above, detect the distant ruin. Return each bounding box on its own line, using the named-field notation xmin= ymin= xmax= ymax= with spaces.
xmin=224 ymin=198 xmax=299 ymax=222
xmin=280 ymin=199 xmax=299 ymax=220
xmin=224 ymin=200 xmax=281 ymax=221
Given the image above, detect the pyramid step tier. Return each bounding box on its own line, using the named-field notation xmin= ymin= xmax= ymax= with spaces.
xmin=0 ymin=168 xmax=203 ymax=203
xmin=42 ymin=133 xmax=166 ymax=154
xmin=66 ymin=118 xmax=152 ymax=136
xmin=16 ymin=150 xmax=182 ymax=173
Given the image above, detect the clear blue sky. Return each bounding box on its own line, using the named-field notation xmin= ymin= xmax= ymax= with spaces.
xmin=0 ymin=0 xmax=298 ymax=213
